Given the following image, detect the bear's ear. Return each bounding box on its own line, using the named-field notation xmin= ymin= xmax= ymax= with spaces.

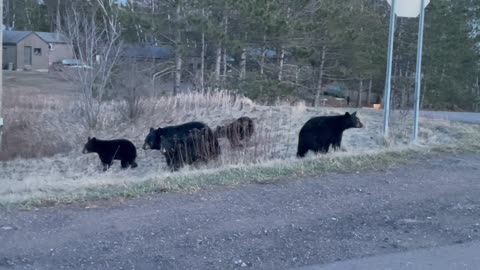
xmin=149 ymin=127 xmax=155 ymax=133
xmin=91 ymin=137 xmax=96 ymax=141
xmin=87 ymin=136 xmax=91 ymax=141
xmin=345 ymin=112 xmax=350 ymax=116
xmin=352 ymin=111 xmax=357 ymax=117
xmin=155 ymin=128 xmax=163 ymax=135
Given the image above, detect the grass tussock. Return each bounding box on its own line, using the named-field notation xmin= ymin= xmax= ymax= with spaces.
xmin=1 ymin=90 xmax=479 ymax=207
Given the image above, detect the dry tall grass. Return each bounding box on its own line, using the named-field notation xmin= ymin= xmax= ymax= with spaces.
xmin=1 ymin=90 xmax=479 ymax=205
xmin=1 ymin=89 xmax=474 ymax=164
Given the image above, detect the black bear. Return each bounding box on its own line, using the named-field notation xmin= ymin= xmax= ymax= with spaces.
xmin=296 ymin=112 xmax=363 ymax=157
xmin=82 ymin=137 xmax=138 ymax=171
xmin=214 ymin=116 xmax=255 ymax=147
xmin=142 ymin=121 xmax=221 ymax=171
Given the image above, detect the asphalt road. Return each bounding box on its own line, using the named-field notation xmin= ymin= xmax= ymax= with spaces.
xmin=420 ymin=111 xmax=480 ymax=124
xmin=363 ymin=108 xmax=480 ymax=124
xmin=298 ymin=240 xmax=480 ymax=270
xmin=1 ymin=153 xmax=480 ymax=270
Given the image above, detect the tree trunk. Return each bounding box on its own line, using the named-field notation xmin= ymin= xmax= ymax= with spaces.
xmin=11 ymin=0 xmax=16 ymax=29
xmin=404 ymin=62 xmax=411 ymax=107
xmin=477 ymin=76 xmax=480 ymax=96
xmin=421 ymin=76 xmax=427 ymax=109
xmin=474 ymin=75 xmax=480 ymax=112
xmin=128 ymin=3 xmax=143 ymax=42
xmin=56 ymin=0 xmax=61 ymax=32
xmin=402 ymin=68 xmax=409 ymax=108
xmin=221 ymin=16 xmax=228 ymax=87
xmin=367 ymin=77 xmax=373 ymax=105
xmin=5 ymin=0 xmax=10 ymax=29
xmin=0 ymin=0 xmax=3 ymax=150
xmin=200 ymin=18 xmax=205 ymax=92
xmin=260 ymin=34 xmax=266 ymax=75
xmin=174 ymin=52 xmax=182 ymax=95
xmin=240 ymin=48 xmax=246 ymax=80
xmin=476 ymin=76 xmax=480 ymax=97
xmin=26 ymin=5 xmax=32 ymax=27
xmin=440 ymin=66 xmax=446 ymax=83
xmin=222 ymin=48 xmax=227 ymax=85
xmin=314 ymin=45 xmax=327 ymax=106
xmin=295 ymin=66 xmax=300 ymax=84
xmin=357 ymin=79 xmax=363 ymax=108
xmin=278 ymin=47 xmax=285 ymax=81
xmin=215 ymin=47 xmax=222 ymax=86
xmin=173 ymin=5 xmax=182 ymax=95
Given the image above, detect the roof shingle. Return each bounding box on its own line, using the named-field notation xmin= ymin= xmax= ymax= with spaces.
xmin=3 ymin=31 xmax=31 ymax=44
xmin=35 ymin=32 xmax=68 ymax=44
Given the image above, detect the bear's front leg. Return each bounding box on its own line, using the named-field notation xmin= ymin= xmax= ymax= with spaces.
xmin=102 ymin=163 xmax=110 ymax=171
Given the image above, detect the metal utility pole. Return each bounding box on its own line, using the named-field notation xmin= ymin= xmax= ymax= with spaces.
xmin=412 ymin=0 xmax=426 ymax=142
xmin=382 ymin=0 xmax=396 ymax=137
xmin=0 ymin=0 xmax=4 ymax=151
xmin=384 ymin=0 xmax=430 ymax=140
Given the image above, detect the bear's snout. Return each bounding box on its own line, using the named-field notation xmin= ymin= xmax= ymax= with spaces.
xmin=142 ymin=144 xmax=150 ymax=150
xmin=82 ymin=148 xmax=88 ymax=154
xmin=357 ymin=122 xmax=364 ymax=128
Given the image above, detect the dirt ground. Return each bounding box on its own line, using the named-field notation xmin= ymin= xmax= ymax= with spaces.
xmin=1 ymin=152 xmax=479 ymax=270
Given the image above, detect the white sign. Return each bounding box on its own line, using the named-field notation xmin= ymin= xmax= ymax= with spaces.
xmin=386 ymin=0 xmax=430 ymax=18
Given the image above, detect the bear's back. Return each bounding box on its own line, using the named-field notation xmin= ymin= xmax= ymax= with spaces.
xmin=162 ymin=122 xmax=209 ymax=138
xmin=301 ymin=115 xmax=345 ymax=133
xmin=100 ymin=139 xmax=136 ymax=152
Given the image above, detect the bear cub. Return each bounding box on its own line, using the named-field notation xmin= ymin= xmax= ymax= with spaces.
xmin=82 ymin=137 xmax=138 ymax=171
xmin=214 ymin=116 xmax=255 ymax=147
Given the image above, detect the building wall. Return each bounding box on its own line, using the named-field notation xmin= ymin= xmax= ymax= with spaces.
xmin=16 ymin=33 xmax=49 ymax=70
xmin=48 ymin=43 xmax=74 ymax=64
xmin=2 ymin=45 xmax=17 ymax=69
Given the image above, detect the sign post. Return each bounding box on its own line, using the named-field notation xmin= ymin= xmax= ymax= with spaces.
xmin=0 ymin=0 xmax=3 ymax=151
xmin=382 ymin=0 xmax=396 ymax=137
xmin=384 ymin=0 xmax=430 ymax=141
xmin=412 ymin=0 xmax=426 ymax=142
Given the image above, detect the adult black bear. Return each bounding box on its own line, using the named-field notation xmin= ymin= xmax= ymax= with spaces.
xmin=82 ymin=137 xmax=138 ymax=171
xmin=296 ymin=112 xmax=364 ymax=157
xmin=214 ymin=116 xmax=255 ymax=147
xmin=142 ymin=122 xmax=220 ymax=171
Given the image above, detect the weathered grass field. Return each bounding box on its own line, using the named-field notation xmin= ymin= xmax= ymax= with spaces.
xmin=1 ymin=72 xmax=479 ymax=206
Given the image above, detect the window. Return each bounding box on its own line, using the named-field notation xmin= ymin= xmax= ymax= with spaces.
xmin=34 ymin=48 xmax=42 ymax=56
xmin=48 ymin=43 xmax=55 ymax=51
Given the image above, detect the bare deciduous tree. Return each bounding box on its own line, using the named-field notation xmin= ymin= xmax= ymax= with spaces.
xmin=113 ymin=58 xmax=153 ymax=121
xmin=64 ymin=0 xmax=123 ymax=128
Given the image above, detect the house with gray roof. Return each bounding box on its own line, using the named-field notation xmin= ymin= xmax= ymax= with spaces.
xmin=2 ymin=30 xmax=73 ymax=71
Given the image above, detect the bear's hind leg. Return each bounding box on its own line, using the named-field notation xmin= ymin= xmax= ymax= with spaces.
xmin=102 ymin=163 xmax=110 ymax=171
xmin=130 ymin=160 xmax=138 ymax=168
xmin=121 ymin=160 xmax=129 ymax=169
